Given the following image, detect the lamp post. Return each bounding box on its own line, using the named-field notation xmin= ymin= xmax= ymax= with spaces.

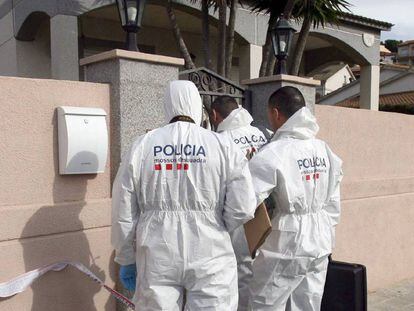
xmin=116 ymin=0 xmax=146 ymax=51
xmin=271 ymin=15 xmax=296 ymax=75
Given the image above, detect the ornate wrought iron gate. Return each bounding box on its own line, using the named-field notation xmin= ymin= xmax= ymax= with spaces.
xmin=179 ymin=67 xmax=252 ymax=112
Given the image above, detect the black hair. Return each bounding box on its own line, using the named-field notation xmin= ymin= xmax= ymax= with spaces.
xmin=268 ymin=86 xmax=305 ymax=118
xmin=211 ymin=96 xmax=239 ymax=119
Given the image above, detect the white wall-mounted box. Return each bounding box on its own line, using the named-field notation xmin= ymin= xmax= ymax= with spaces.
xmin=57 ymin=106 xmax=108 ymax=175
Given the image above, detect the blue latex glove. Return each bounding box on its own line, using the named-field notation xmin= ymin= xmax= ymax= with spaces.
xmin=119 ymin=264 xmax=137 ymax=291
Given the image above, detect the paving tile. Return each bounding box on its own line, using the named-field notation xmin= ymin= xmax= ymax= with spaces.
xmin=369 ymin=279 xmax=414 ymax=310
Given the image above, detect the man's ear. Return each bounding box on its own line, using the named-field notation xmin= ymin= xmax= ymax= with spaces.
xmin=210 ymin=109 xmax=220 ymax=130
xmin=269 ymin=106 xmax=279 ymax=120
xmin=211 ymin=109 xmax=217 ymax=121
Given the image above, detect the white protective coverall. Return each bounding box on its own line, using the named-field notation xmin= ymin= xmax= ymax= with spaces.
xmin=248 ymin=107 xmax=343 ymax=311
xmin=111 ymin=81 xmax=257 ymax=311
xmin=216 ymin=106 xmax=270 ymax=310
xmin=217 ymin=107 xmax=271 ymax=158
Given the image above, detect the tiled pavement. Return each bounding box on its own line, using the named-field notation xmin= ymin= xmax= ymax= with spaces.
xmin=369 ymin=279 xmax=414 ymax=310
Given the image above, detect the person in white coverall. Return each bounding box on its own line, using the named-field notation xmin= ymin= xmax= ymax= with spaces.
xmin=248 ymin=86 xmax=343 ymax=311
xmin=210 ymin=96 xmax=271 ymax=158
xmin=210 ymin=96 xmax=270 ymax=310
xmin=111 ymin=80 xmax=257 ymax=311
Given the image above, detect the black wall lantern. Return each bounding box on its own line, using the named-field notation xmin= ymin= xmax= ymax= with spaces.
xmin=116 ymin=0 xmax=147 ymax=51
xmin=271 ymin=16 xmax=296 ymax=75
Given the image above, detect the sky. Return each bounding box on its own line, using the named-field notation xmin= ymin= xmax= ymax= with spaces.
xmin=347 ymin=0 xmax=414 ymax=41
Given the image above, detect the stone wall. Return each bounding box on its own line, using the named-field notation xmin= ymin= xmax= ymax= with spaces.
xmin=243 ymin=75 xmax=319 ymax=128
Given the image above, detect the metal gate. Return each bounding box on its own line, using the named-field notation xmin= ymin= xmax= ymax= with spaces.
xmin=179 ymin=67 xmax=252 ymax=113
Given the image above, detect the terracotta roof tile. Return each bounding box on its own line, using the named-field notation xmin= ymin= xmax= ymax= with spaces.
xmin=337 ymin=91 xmax=414 ymax=109
xmin=399 ymin=40 xmax=414 ymax=47
xmin=339 ymin=12 xmax=393 ymax=30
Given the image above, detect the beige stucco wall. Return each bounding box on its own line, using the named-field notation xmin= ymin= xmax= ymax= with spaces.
xmin=316 ymin=105 xmax=414 ymax=292
xmin=0 ymin=76 xmax=115 ymax=310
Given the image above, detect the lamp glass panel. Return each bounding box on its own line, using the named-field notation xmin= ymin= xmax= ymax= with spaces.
xmin=271 ymin=29 xmax=279 ymax=55
xmin=279 ymin=32 xmax=289 ymax=53
xmin=137 ymin=0 xmax=146 ymax=26
xmin=127 ymin=1 xmax=138 ymax=23
xmin=116 ymin=0 xmax=126 ymax=26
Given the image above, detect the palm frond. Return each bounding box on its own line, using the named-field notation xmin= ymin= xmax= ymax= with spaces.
xmin=249 ymin=0 xmax=351 ymax=27
xmin=295 ymin=0 xmax=351 ymax=27
xmin=189 ymin=0 xmax=230 ymax=11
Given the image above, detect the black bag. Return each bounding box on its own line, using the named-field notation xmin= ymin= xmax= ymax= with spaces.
xmin=321 ymin=256 xmax=367 ymax=311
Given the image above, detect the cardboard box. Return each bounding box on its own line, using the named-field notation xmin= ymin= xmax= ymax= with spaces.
xmin=243 ymin=203 xmax=272 ymax=259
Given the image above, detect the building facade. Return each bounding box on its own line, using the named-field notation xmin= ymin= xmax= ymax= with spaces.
xmin=311 ymin=63 xmax=356 ymax=98
xmin=0 ymin=0 xmax=392 ymax=109
xmin=318 ymin=64 xmax=414 ymax=109
xmin=380 ymin=44 xmax=395 ymax=64
xmin=398 ymin=40 xmax=414 ymax=66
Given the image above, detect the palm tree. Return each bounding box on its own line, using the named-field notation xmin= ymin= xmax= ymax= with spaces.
xmin=201 ymin=0 xmax=213 ymax=69
xmin=251 ymin=0 xmax=288 ymax=77
xmin=166 ymin=0 xmax=196 ymax=69
xmin=202 ymin=0 xmax=238 ymax=79
xmin=167 ymin=0 xmax=232 ymax=77
xmin=217 ymin=1 xmax=227 ymax=77
xmin=200 ymin=0 xmax=235 ymax=79
xmin=289 ymin=0 xmax=350 ymax=75
xmin=225 ymin=0 xmax=239 ymax=78
xmin=252 ymin=0 xmax=350 ymax=77
xmin=167 ymin=0 xmax=268 ymax=81
xmin=284 ymin=0 xmax=297 ymax=17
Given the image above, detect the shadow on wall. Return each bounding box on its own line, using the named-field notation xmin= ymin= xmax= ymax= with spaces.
xmin=17 ymin=112 xmax=115 ymax=310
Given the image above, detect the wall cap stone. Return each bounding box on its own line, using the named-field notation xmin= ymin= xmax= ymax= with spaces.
xmin=242 ymin=74 xmax=321 ymax=87
xmin=80 ymin=49 xmax=185 ymax=67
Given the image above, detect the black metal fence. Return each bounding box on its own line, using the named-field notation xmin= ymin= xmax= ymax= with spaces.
xmin=179 ymin=67 xmax=252 ymax=113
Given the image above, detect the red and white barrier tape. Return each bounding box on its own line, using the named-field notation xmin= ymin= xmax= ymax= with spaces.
xmin=0 ymin=261 xmax=135 ymax=310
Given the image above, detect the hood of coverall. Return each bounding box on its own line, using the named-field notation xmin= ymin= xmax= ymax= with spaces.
xmin=217 ymin=107 xmax=254 ymax=133
xmin=272 ymin=107 xmax=319 ymax=141
xmin=164 ymin=80 xmax=203 ymax=126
